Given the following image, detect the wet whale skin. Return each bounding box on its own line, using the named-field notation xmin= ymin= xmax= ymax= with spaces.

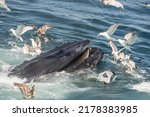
xmin=8 ymin=40 xmax=103 ymax=79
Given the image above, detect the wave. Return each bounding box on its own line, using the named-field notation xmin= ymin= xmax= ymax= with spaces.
xmin=129 ymin=82 xmax=150 ymax=93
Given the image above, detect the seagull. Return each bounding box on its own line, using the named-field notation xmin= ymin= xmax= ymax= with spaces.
xmin=30 ymin=38 xmax=41 ymax=48
xmin=120 ymin=54 xmax=136 ymax=71
xmin=126 ymin=59 xmax=136 ymax=71
xmin=97 ymin=69 xmax=116 ymax=84
xmin=13 ymin=82 xmax=35 ymax=99
xmin=125 ymin=55 xmax=136 ymax=70
xmin=0 ymin=0 xmax=11 ymax=12
xmin=100 ymin=0 xmax=124 ymax=9
xmin=108 ymin=41 xmax=125 ymax=63
xmin=10 ymin=24 xmax=36 ymax=41
xmin=117 ymin=31 xmax=138 ymax=51
xmin=22 ymin=43 xmax=41 ymax=56
xmin=97 ymin=23 xmax=120 ymax=41
xmin=144 ymin=3 xmax=150 ymax=7
xmin=30 ymin=38 xmax=42 ymax=55
xmin=22 ymin=44 xmax=30 ymax=54
xmin=37 ymin=24 xmax=53 ymax=37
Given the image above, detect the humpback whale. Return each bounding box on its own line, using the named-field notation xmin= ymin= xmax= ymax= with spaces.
xmin=8 ymin=40 xmax=104 ymax=80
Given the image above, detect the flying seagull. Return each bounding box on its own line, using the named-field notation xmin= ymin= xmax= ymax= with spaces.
xmin=100 ymin=0 xmax=124 ymax=9
xmin=108 ymin=40 xmax=125 ymax=63
xmin=37 ymin=24 xmax=53 ymax=37
xmin=117 ymin=31 xmax=138 ymax=51
xmin=10 ymin=24 xmax=36 ymax=41
xmin=97 ymin=23 xmax=120 ymax=41
xmin=0 ymin=0 xmax=11 ymax=11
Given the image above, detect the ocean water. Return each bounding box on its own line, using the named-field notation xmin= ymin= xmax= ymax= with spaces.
xmin=0 ymin=0 xmax=150 ymax=100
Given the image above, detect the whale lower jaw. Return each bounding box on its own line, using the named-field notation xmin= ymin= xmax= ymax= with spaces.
xmin=8 ymin=40 xmax=103 ymax=80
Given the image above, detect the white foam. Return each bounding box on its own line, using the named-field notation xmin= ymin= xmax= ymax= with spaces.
xmin=130 ymin=82 xmax=150 ymax=93
xmin=0 ymin=72 xmax=25 ymax=86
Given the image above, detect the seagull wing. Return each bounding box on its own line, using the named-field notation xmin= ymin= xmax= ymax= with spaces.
xmin=0 ymin=0 xmax=11 ymax=11
xmin=106 ymin=23 xmax=120 ymax=36
xmin=109 ymin=0 xmax=124 ymax=9
xmin=124 ymin=32 xmax=137 ymax=45
xmin=21 ymin=26 xmax=34 ymax=35
xmin=15 ymin=24 xmax=25 ymax=35
xmin=0 ymin=0 xmax=6 ymax=5
xmin=109 ymin=41 xmax=118 ymax=52
xmin=118 ymin=47 xmax=125 ymax=53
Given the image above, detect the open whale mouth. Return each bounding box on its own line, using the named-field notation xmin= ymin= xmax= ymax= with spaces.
xmin=8 ymin=40 xmax=104 ymax=80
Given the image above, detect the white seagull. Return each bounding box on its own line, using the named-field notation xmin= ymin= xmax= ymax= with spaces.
xmin=30 ymin=38 xmax=42 ymax=55
xmin=97 ymin=23 xmax=120 ymax=41
xmin=0 ymin=0 xmax=11 ymax=12
xmin=117 ymin=31 xmax=138 ymax=51
xmin=144 ymin=3 xmax=150 ymax=7
xmin=30 ymin=38 xmax=41 ymax=48
xmin=22 ymin=44 xmax=30 ymax=54
xmin=10 ymin=24 xmax=35 ymax=41
xmin=22 ymin=43 xmax=41 ymax=56
xmin=97 ymin=69 xmax=116 ymax=84
xmin=125 ymin=55 xmax=136 ymax=71
xmin=100 ymin=0 xmax=124 ymax=9
xmin=108 ymin=41 xmax=125 ymax=63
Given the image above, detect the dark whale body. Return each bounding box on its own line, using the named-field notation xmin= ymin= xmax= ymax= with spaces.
xmin=8 ymin=40 xmax=103 ymax=80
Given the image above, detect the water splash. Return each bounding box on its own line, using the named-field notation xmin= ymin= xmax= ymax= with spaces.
xmin=130 ymin=82 xmax=150 ymax=93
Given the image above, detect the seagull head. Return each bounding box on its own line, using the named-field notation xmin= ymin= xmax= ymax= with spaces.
xmin=97 ymin=32 xmax=105 ymax=37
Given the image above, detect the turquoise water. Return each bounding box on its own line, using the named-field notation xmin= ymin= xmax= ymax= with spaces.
xmin=0 ymin=0 xmax=150 ymax=99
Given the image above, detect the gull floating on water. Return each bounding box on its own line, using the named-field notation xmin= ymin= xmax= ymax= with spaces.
xmin=22 ymin=44 xmax=30 ymax=54
xmin=30 ymin=38 xmax=41 ymax=48
xmin=120 ymin=54 xmax=136 ymax=71
xmin=97 ymin=23 xmax=120 ymax=41
xmin=108 ymin=40 xmax=125 ymax=63
xmin=22 ymin=43 xmax=41 ymax=56
xmin=10 ymin=24 xmax=36 ymax=41
xmin=117 ymin=31 xmax=138 ymax=51
xmin=0 ymin=0 xmax=11 ymax=11
xmin=100 ymin=0 xmax=124 ymax=9
xmin=97 ymin=69 xmax=116 ymax=84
